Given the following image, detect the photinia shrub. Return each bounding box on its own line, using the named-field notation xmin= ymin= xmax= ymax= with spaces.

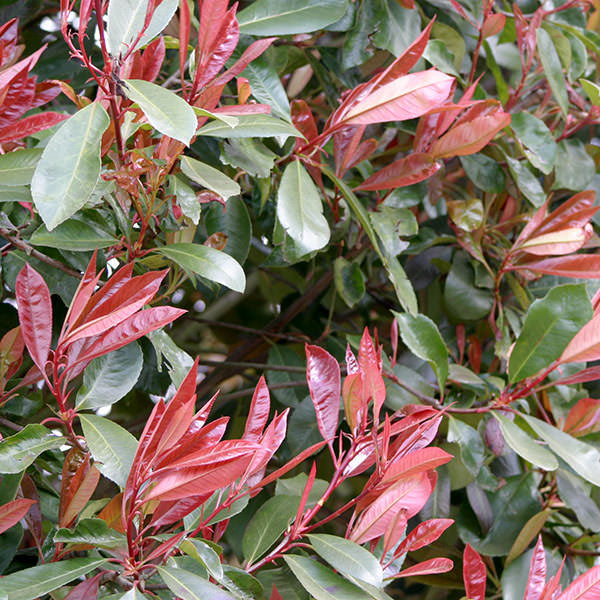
xmin=1 ymin=0 xmax=600 ymax=598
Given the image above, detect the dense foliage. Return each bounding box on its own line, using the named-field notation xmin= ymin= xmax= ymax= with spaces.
xmin=1 ymin=0 xmax=600 ymax=598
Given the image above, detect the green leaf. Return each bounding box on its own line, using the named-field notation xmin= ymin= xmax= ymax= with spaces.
xmin=0 ymin=424 xmax=64 ymax=474
xmin=504 ymin=154 xmax=546 ymax=207
xmin=148 ymin=329 xmax=194 ymax=388
xmin=221 ymin=138 xmax=277 ymax=178
xmin=197 ymin=114 xmax=302 ymax=139
xmin=447 ymin=198 xmax=484 ymax=232
xmin=581 ymin=78 xmax=600 ymax=105
xmin=180 ymin=539 xmax=223 ymax=580
xmin=242 ymin=495 xmax=299 ymax=564
xmin=275 ymin=473 xmax=328 ymax=508
xmin=0 ymin=148 xmax=42 ymax=186
xmin=552 ymin=139 xmax=596 ymax=191
xmin=180 ymin=156 xmax=240 ymax=202
xmin=0 ymin=557 xmax=107 ymax=600
xmin=508 ymin=284 xmax=592 ymax=382
xmin=459 ymin=154 xmax=506 ymax=193
xmin=107 ymin=0 xmax=178 ymax=57
xmin=155 ymin=243 xmax=246 ymax=293
xmin=284 ymin=555 xmax=374 ymax=600
xmin=372 ymin=0 xmax=421 ymax=58
xmin=205 ymin=197 xmax=252 ymax=264
xmin=521 ymin=414 xmax=600 ymax=486
xmin=394 ymin=312 xmax=448 ymax=390
xmin=334 ymin=257 xmax=365 ymax=307
xmin=79 ymin=414 xmax=137 ymax=488
xmin=447 ymin=417 xmax=485 ymax=476
xmin=168 ymin=175 xmax=200 ymax=225
xmin=31 ymin=102 xmax=110 ymax=230
xmin=117 ymin=589 xmax=151 ymax=600
xmin=123 ymin=79 xmax=197 ymax=145
xmin=29 ymin=218 xmax=118 ymax=252
xmin=158 ymin=566 xmax=236 ymax=600
xmin=370 ymin=207 xmax=417 ymax=255
xmin=556 ymin=469 xmax=600 ymax=532
xmin=536 ymin=28 xmax=569 ymax=116
xmin=75 ymin=342 xmax=143 ymax=410
xmin=54 ymin=518 xmax=126 ymax=549
xmin=492 ymin=412 xmax=558 ymax=471
xmin=511 ymin=112 xmax=557 ymax=174
xmin=238 ymin=0 xmax=349 ymax=35
xmin=505 ymin=508 xmax=552 ymax=564
xmin=277 ymin=160 xmax=330 ymax=254
xmin=307 ymin=534 xmax=383 ymax=588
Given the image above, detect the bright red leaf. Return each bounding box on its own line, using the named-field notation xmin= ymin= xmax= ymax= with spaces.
xmin=0 ymin=498 xmax=36 ymax=534
xmin=524 ymin=536 xmax=547 ymax=600
xmin=463 ymin=543 xmax=486 ymax=600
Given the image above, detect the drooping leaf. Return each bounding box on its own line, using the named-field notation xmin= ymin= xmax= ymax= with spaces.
xmin=305 ymin=345 xmax=341 ymax=442
xmin=31 ymin=102 xmax=110 ymax=230
xmin=238 ymin=0 xmax=349 ymax=35
xmin=155 ymin=243 xmax=246 ymax=293
xmin=509 ymin=284 xmax=592 ymax=382
xmin=394 ymin=311 xmax=448 ymax=390
xmin=75 ymin=342 xmax=143 ymax=410
xmin=0 ymin=424 xmax=64 ymax=474
xmin=124 ymin=80 xmax=197 ymax=145
xmin=0 ymin=557 xmax=107 ymax=600
xmin=277 ymin=160 xmax=330 ymax=254
xmin=79 ymin=415 xmax=138 ymax=488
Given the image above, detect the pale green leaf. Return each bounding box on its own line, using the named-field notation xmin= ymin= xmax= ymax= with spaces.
xmin=537 ymin=28 xmax=569 ymax=116
xmin=0 ymin=424 xmax=64 ymax=474
xmin=180 ymin=156 xmax=240 ymax=201
xmin=197 ymin=114 xmax=302 ymax=139
xmin=29 ymin=218 xmax=118 ymax=251
xmin=0 ymin=148 xmax=42 ymax=186
xmin=158 ymin=566 xmax=236 ymax=600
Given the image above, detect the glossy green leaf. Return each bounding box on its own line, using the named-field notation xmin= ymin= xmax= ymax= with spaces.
xmin=180 ymin=156 xmax=240 ymax=202
xmin=511 ymin=112 xmax=557 ymax=174
xmin=31 ymin=102 xmax=110 ymax=230
xmin=155 ymin=243 xmax=246 ymax=293
xmin=0 ymin=557 xmax=107 ymax=600
xmin=459 ymin=154 xmax=506 ymax=193
xmin=148 ymin=329 xmax=194 ymax=388
xmin=275 ymin=473 xmax=328 ymax=508
xmin=75 ymin=342 xmax=143 ymax=410
xmin=372 ymin=0 xmax=421 ymax=58
xmin=334 ymin=257 xmax=365 ymax=307
xmin=581 ymin=78 xmax=600 ymax=105
xmin=537 ymin=28 xmax=569 ymax=116
xmin=79 ymin=414 xmax=137 ymax=488
xmin=447 ymin=198 xmax=484 ymax=232
xmin=552 ymin=138 xmax=596 ymax=191
xmin=284 ymin=555 xmax=374 ymax=600
xmin=238 ymin=0 xmax=349 ymax=35
xmin=123 ymin=79 xmax=197 ymax=145
xmin=242 ymin=495 xmax=299 ymax=564
xmin=307 ymin=534 xmax=383 ymax=588
xmin=180 ymin=539 xmax=224 ymax=580
xmin=29 ymin=218 xmax=118 ymax=252
xmin=0 ymin=424 xmax=64 ymax=474
xmin=277 ymin=160 xmax=330 ymax=255
xmin=197 ymin=114 xmax=302 ymax=139
xmin=168 ymin=175 xmax=200 ymax=225
xmin=158 ymin=566 xmax=236 ymax=600
xmin=221 ymin=138 xmax=277 ymax=178
xmin=509 ymin=284 xmax=591 ymax=382
xmin=447 ymin=417 xmax=485 ymax=476
xmin=0 ymin=148 xmax=42 ymax=186
xmin=370 ymin=207 xmax=417 ymax=255
xmin=54 ymin=518 xmax=126 ymax=548
xmin=394 ymin=311 xmax=448 ymax=390
xmin=556 ymin=469 xmax=600 ymax=532
xmin=205 ymin=197 xmax=252 ymax=264
xmin=493 ymin=412 xmax=558 ymax=471
xmin=107 ymin=0 xmax=178 ymax=57
xmin=521 ymin=414 xmax=600 ymax=486
xmin=504 ymin=154 xmax=546 ymax=207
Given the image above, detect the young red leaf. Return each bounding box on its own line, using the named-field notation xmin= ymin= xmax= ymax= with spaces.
xmin=151 ymin=495 xmax=210 ymax=528
xmin=512 ymin=255 xmax=600 ymax=279
xmin=179 ymin=0 xmax=191 ymax=85
xmin=358 ymin=329 xmax=386 ymax=423
xmin=341 ymin=70 xmax=454 ymax=126
xmin=381 ymin=447 xmax=454 ymax=486
xmin=463 ymin=544 xmax=486 ymax=600
xmin=63 ymin=573 xmax=103 ymax=600
xmin=396 ymin=518 xmax=454 ymax=555
xmin=213 ymin=37 xmax=276 ymax=87
xmin=15 ymin=263 xmax=52 ymax=372
xmin=535 ymin=191 xmax=597 ymax=236
xmin=557 ymin=565 xmax=600 ymax=600
xmin=356 ymin=153 xmax=439 ymax=190
xmin=0 ymin=498 xmax=36 ymax=535
xmin=481 ymin=13 xmax=506 ymax=39
xmin=305 ymin=344 xmax=341 ymax=441
xmin=63 ymin=250 xmax=99 ymax=332
xmin=524 ymin=536 xmax=547 ymax=600
xmin=391 ymin=557 xmax=454 ymax=578
xmin=518 ymin=226 xmax=592 ymax=257
xmin=563 ymin=398 xmax=600 ymax=436
xmin=270 ymin=585 xmax=284 ymax=600
xmin=243 ymin=375 xmax=270 ymax=441
xmin=547 ymin=366 xmax=600 ymax=387
xmin=141 ymin=36 xmax=166 ymax=82
xmin=291 ymin=99 xmax=319 ymax=142
xmin=383 ymin=507 xmax=408 ymax=556
xmin=559 ymin=313 xmax=600 ymax=364
xmin=0 ymin=112 xmax=68 ymax=144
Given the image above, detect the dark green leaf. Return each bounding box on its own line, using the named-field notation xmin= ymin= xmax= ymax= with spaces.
xmin=552 ymin=139 xmax=595 ymax=191
xmin=29 ymin=217 xmax=118 ymax=251
xmin=334 ymin=257 xmax=365 ymax=307
xmin=504 ymin=154 xmax=546 ymax=207
xmin=460 ymin=154 xmax=506 ymax=193
xmin=205 ymin=197 xmax=252 ymax=264
xmin=511 ymin=112 xmax=557 ymax=174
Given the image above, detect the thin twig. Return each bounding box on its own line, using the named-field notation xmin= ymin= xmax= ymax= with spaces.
xmin=196 ymin=358 xmax=306 ymax=373
xmin=217 ymin=380 xmax=307 ymax=403
xmin=189 ymin=317 xmax=308 ymax=342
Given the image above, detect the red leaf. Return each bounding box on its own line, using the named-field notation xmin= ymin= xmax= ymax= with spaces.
xmin=548 ymin=366 xmax=600 ymax=387
xmin=15 ymin=263 xmax=52 ymax=372
xmin=270 ymin=585 xmax=284 ymax=600
xmin=524 ymin=536 xmax=547 ymax=600
xmin=179 ymin=0 xmax=191 ymax=84
xmin=342 ymin=372 xmax=363 ymax=433
xmin=564 ymin=398 xmax=600 ymax=436
xmin=517 ymin=226 xmax=592 ymax=257
xmin=358 ymin=329 xmax=386 ymax=423
xmin=305 ymin=344 xmax=341 ymax=441
xmin=350 ymin=473 xmax=432 ymax=544
xmin=151 ymin=495 xmax=210 ymax=528
xmin=557 ymin=566 xmax=600 ymax=600
xmin=381 ymin=447 xmax=454 ymax=485
xmin=513 ymin=255 xmax=600 ymax=279
xmin=63 ymin=573 xmax=103 ymax=600
xmin=463 ymin=544 xmax=486 ymax=600
xmin=0 ymin=498 xmax=36 ymax=535
xmin=291 ymin=99 xmax=319 ymax=142
xmin=143 ymin=531 xmax=186 ymax=564
xmin=535 ymin=191 xmax=597 ymax=236
xmin=75 ymin=306 xmax=186 ymax=364
xmin=333 ymin=125 xmax=365 ymax=176
xmin=0 ymin=112 xmax=68 ymax=144
xmin=396 ymin=518 xmax=454 ymax=555
xmin=540 ymin=559 xmax=564 ymax=600
xmin=141 ymin=37 xmax=166 ymax=82
xmin=429 ymin=111 xmax=510 ymax=159
xmin=481 ymin=13 xmax=506 ymax=39
xmin=356 ymin=153 xmax=439 ymax=191
xmin=63 ymin=251 xmax=99 ymax=332
xmin=212 ymin=104 xmax=271 ymax=115
xmin=559 ymin=312 xmax=600 ymax=364
xmin=383 ymin=508 xmax=408 ymax=555
xmin=392 ymin=557 xmax=454 ymax=578
xmin=213 ymin=37 xmax=276 ymax=87
xmin=243 ymin=375 xmax=270 ymax=441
